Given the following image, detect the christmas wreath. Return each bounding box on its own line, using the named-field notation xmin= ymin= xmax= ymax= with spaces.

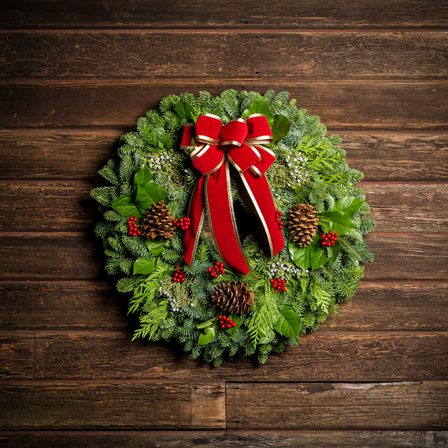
xmin=91 ymin=90 xmax=375 ymax=365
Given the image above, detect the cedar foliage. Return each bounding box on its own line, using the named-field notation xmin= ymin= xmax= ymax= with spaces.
xmin=91 ymin=89 xmax=375 ymax=365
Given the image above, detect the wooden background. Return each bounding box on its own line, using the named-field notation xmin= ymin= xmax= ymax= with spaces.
xmin=1 ymin=1 xmax=448 ymax=446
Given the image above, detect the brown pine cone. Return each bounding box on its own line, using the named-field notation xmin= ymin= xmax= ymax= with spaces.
xmin=288 ymin=203 xmax=319 ymax=247
xmin=211 ymin=281 xmax=255 ymax=315
xmin=140 ymin=200 xmax=175 ymax=241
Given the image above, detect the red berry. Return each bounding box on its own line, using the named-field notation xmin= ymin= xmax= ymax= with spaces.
xmin=222 ymin=270 xmax=225 ymax=274
xmin=322 ymin=242 xmax=327 ymax=246
xmin=282 ymin=287 xmax=287 ymax=292
xmin=132 ymin=232 xmax=137 ymax=237
xmin=334 ymin=233 xmax=338 ymax=237
xmin=270 ymin=279 xmax=274 ymax=283
xmin=221 ymin=325 xmax=225 ymax=329
xmin=232 ymin=322 xmax=236 ymax=327
xmin=275 ymin=290 xmax=279 ymax=294
xmin=128 ymin=231 xmax=133 ymax=235
xmin=219 ymin=320 xmax=224 ymax=325
xmin=208 ymin=267 xmax=212 ymax=272
xmin=218 ymin=315 xmax=222 ymax=319
xmin=329 ymin=230 xmax=333 ymax=234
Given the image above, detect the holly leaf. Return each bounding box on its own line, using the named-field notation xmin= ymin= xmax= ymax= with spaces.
xmin=241 ymin=100 xmax=274 ymax=128
xmin=145 ymin=240 xmax=169 ymax=257
xmin=133 ymin=257 xmax=156 ymax=275
xmin=310 ymin=247 xmax=330 ymax=270
xmin=110 ymin=193 xmax=142 ymax=219
xmin=274 ymin=306 xmax=301 ymax=338
xmin=133 ymin=165 xmax=153 ymax=190
xmin=271 ymin=114 xmax=291 ymax=145
xmin=198 ymin=327 xmax=215 ymax=345
xmin=329 ymin=240 xmax=341 ymax=263
xmin=135 ymin=182 xmax=168 ymax=214
xmin=319 ymin=210 xmax=354 ymax=236
xmin=259 ymin=329 xmax=275 ymax=345
xmin=155 ymin=258 xmax=172 ymax=271
xmin=288 ymin=234 xmax=319 ymax=269
xmin=226 ymin=314 xmax=242 ymax=335
xmin=197 ymin=317 xmax=218 ymax=329
xmin=329 ymin=197 xmax=364 ymax=218
xmin=174 ymin=101 xmax=195 ymax=123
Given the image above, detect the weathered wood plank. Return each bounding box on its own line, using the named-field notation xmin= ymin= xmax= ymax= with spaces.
xmin=1 ymin=32 xmax=447 ymax=80
xmin=0 ymin=332 xmax=34 ymax=379
xmin=2 ymin=282 xmax=446 ymax=332
xmin=0 ymin=130 xmax=119 ymax=181
xmin=0 ymin=234 xmax=102 ymax=281
xmin=0 ymin=382 xmax=226 ymax=429
xmin=3 ymin=331 xmax=440 ymax=381
xmin=0 ymin=234 xmax=446 ymax=281
xmin=2 ymin=80 xmax=447 ymax=129
xmin=342 ymin=132 xmax=448 ymax=181
xmin=1 ymin=130 xmax=448 ymax=182
xmin=1 ymin=430 xmax=447 ymax=448
xmin=226 ymin=381 xmax=448 ymax=429
xmin=0 ymin=282 xmax=128 ymax=330
xmin=1 ymin=0 xmax=447 ymax=29
xmin=363 ymin=184 xmax=448 ymax=233
xmin=323 ymin=283 xmax=448 ymax=331
xmin=1 ymin=182 xmax=446 ymax=232
xmin=364 ymin=234 xmax=448 ymax=281
xmin=0 ymin=183 xmax=96 ymax=232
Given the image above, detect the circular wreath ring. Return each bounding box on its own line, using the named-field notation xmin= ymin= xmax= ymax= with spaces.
xmin=91 ymin=89 xmax=375 ymax=366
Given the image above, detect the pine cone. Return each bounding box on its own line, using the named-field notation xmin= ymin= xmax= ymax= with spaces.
xmin=211 ymin=281 xmax=255 ymax=315
xmin=140 ymin=200 xmax=175 ymax=241
xmin=288 ymin=203 xmax=319 ymax=247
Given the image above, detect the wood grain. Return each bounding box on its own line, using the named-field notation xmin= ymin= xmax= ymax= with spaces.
xmin=0 ymin=234 xmax=102 ymax=281
xmin=342 ymin=132 xmax=448 ymax=181
xmin=1 ymin=0 xmax=447 ymax=29
xmin=0 ymin=182 xmax=446 ymax=232
xmin=2 ymin=32 xmax=448 ymax=79
xmin=226 ymin=381 xmax=448 ymax=429
xmin=0 ymin=282 xmax=128 ymax=330
xmin=323 ymin=283 xmax=448 ymax=331
xmin=1 ymin=80 xmax=447 ymax=129
xmin=1 ymin=431 xmax=447 ymax=448
xmin=0 ymin=382 xmax=226 ymax=429
xmin=0 ymin=183 xmax=96 ymax=232
xmin=0 ymin=331 xmax=442 ymax=381
xmin=0 ymin=130 xmax=119 ymax=181
xmin=0 ymin=233 xmax=446 ymax=281
xmin=2 ymin=282 xmax=446 ymax=331
xmin=0 ymin=332 xmax=34 ymax=379
xmin=1 ymin=130 xmax=448 ymax=181
xmin=363 ymin=184 xmax=448 ymax=233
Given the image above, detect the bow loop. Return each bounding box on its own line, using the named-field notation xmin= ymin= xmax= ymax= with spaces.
xmin=219 ymin=118 xmax=248 ymax=147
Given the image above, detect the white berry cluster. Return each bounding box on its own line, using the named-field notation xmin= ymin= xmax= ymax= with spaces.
xmin=267 ymin=261 xmax=309 ymax=280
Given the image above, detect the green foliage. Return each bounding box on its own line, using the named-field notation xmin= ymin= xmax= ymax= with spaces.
xmin=91 ymin=89 xmax=375 ymax=365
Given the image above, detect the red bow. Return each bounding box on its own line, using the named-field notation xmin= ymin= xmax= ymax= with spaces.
xmin=180 ymin=113 xmax=284 ymax=274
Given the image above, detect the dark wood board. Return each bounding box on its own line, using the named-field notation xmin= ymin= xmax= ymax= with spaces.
xmin=1 ymin=80 xmax=447 ymax=130
xmin=2 ymin=32 xmax=448 ymax=80
xmin=1 ymin=130 xmax=448 ymax=182
xmin=1 ymin=0 xmax=448 ymax=29
xmin=2 ymin=330 xmax=446 ymax=381
xmin=1 ymin=431 xmax=447 ymax=448
xmin=0 ymin=382 xmax=226 ymax=429
xmin=1 ymin=233 xmax=447 ymax=281
xmin=0 ymin=282 xmax=128 ymax=331
xmin=226 ymin=381 xmax=448 ymax=429
xmin=0 ymin=332 xmax=34 ymax=379
xmin=1 ymin=182 xmax=446 ymax=232
xmin=1 ymin=282 xmax=447 ymax=331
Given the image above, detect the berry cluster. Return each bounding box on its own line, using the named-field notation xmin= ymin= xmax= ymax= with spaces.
xmin=275 ymin=210 xmax=284 ymax=230
xmin=321 ymin=230 xmax=338 ymax=246
xmin=208 ymin=262 xmax=225 ymax=278
xmin=173 ymin=217 xmax=191 ymax=230
xmin=270 ymin=277 xmax=287 ymax=293
xmin=218 ymin=315 xmax=236 ymax=330
xmin=127 ymin=217 xmax=141 ymax=237
xmin=172 ymin=265 xmax=186 ymax=283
